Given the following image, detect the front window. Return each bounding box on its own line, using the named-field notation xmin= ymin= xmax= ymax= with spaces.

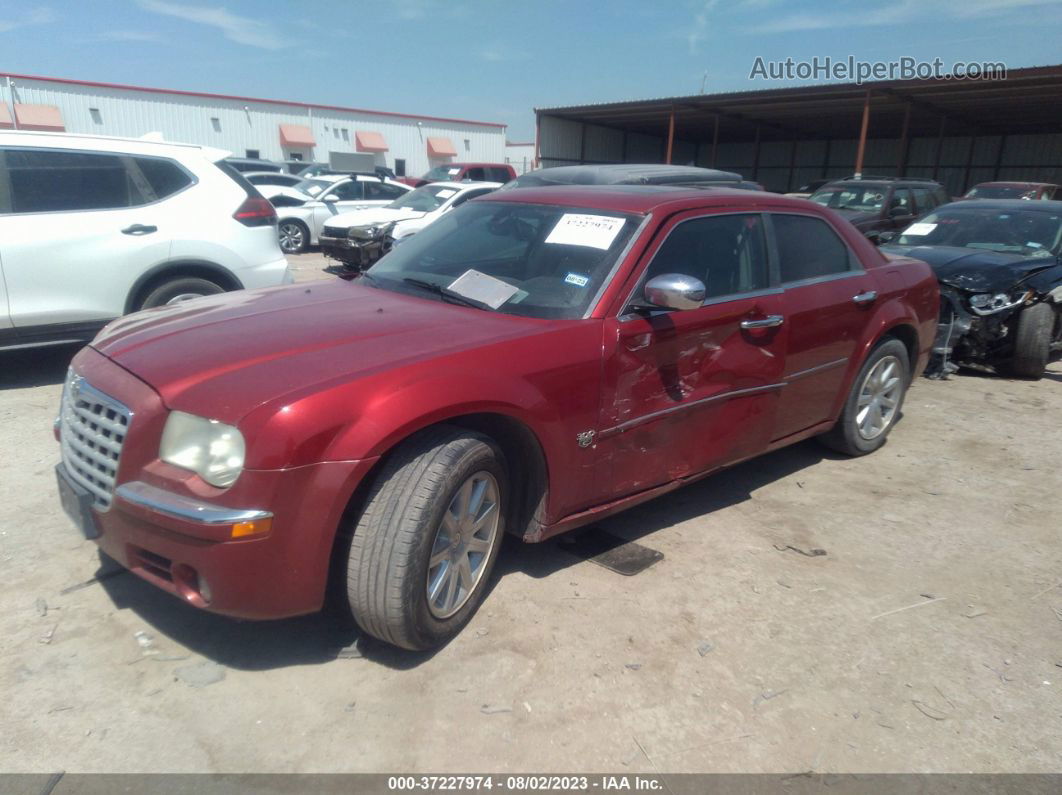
xmin=367 ymin=201 xmax=641 ymax=319
xmin=895 ymin=207 xmax=1062 ymax=256
xmin=809 ymin=184 xmax=887 ymax=213
xmin=422 ymin=165 xmax=463 ymax=181
xmin=388 ymin=184 xmax=463 ymax=212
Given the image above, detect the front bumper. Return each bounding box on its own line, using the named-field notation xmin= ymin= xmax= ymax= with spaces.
xmin=56 ymin=346 xmax=378 ymax=619
xmin=320 ymin=235 xmax=389 ymax=268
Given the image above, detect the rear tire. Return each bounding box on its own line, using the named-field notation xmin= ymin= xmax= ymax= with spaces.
xmin=818 ymin=338 xmax=910 ymax=457
xmin=138 ymin=277 xmax=224 ymax=309
xmin=346 ymin=427 xmax=507 ymax=651
xmin=1004 ymin=302 xmax=1054 ymax=379
xmin=278 ymin=219 xmax=309 ymax=254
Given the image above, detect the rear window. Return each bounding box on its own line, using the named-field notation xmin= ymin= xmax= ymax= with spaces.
xmin=0 ymin=148 xmax=192 ymax=213
xmin=214 ymin=160 xmax=265 ymax=199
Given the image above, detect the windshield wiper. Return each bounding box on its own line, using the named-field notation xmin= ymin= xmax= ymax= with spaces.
xmin=400 ymin=277 xmax=492 ymax=311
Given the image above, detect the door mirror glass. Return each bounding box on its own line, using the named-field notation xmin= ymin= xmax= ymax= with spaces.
xmin=644 ymin=274 xmax=705 ymax=311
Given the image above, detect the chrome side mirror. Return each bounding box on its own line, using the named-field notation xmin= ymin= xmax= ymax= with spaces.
xmin=644 ymin=273 xmax=705 ymax=311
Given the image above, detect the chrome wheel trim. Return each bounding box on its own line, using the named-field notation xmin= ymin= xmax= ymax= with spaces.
xmin=856 ymin=354 xmax=903 ymax=440
xmin=278 ymin=222 xmax=304 ymax=252
xmin=426 ymin=471 xmax=501 ymax=619
xmin=165 ymin=292 xmax=205 ymax=305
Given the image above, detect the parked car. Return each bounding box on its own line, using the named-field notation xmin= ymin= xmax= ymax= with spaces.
xmin=0 ymin=131 xmax=290 ymax=351
xmin=319 ymin=181 xmax=500 ymax=270
xmin=225 ymin=157 xmax=283 ymax=173
xmin=961 ymin=181 xmax=1059 ymax=201
xmin=268 ymin=173 xmax=412 ymax=253
xmin=786 ymin=178 xmax=833 ymax=199
xmin=505 ymin=163 xmax=743 ymax=189
xmin=399 ymin=162 xmax=515 ymax=187
xmin=808 ymin=177 xmax=950 ymax=243
xmin=55 ymin=181 xmax=937 ymax=650
xmin=244 ymin=171 xmax=305 ymax=190
xmin=881 ymin=199 xmax=1062 ymax=378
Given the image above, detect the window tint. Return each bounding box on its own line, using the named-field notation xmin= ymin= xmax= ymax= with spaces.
xmin=645 ymin=214 xmax=768 ymax=300
xmin=364 ymin=181 xmax=405 ymax=201
xmin=910 ymin=187 xmax=937 ymax=213
xmin=328 ymin=180 xmax=363 ymax=200
xmin=133 ymin=157 xmax=193 ymax=200
xmin=466 ymin=167 xmax=487 ymax=181
xmin=5 ymin=149 xmax=146 ymax=213
xmin=889 ymin=188 xmax=912 ymax=212
xmin=489 ymin=168 xmax=511 ymax=182
xmin=773 ymin=214 xmax=853 ymax=283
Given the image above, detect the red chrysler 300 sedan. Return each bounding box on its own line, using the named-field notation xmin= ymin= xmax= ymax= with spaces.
xmin=55 ymin=185 xmax=939 ymax=650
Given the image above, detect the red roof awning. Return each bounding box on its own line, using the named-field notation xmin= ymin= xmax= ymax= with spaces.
xmin=279 ymin=123 xmax=316 ymax=147
xmin=355 ymin=130 xmax=388 ymax=152
xmin=14 ymin=104 xmax=64 ymax=131
xmin=0 ymin=104 xmax=13 ymax=130
xmin=427 ymin=136 xmax=457 ymax=157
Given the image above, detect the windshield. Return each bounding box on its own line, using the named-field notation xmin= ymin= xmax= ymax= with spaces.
xmin=294 ymin=178 xmax=332 ymax=196
xmin=388 ymin=184 xmax=461 ymax=212
xmin=366 ymin=201 xmax=641 ymax=319
xmin=809 ymin=185 xmax=887 ymax=213
xmin=964 ymin=185 xmax=1039 ymax=200
xmin=895 ymin=207 xmax=1062 ymax=255
xmin=422 ymin=165 xmax=464 ymax=181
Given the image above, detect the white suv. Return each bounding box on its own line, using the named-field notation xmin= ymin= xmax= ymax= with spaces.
xmin=0 ymin=131 xmax=291 ymax=351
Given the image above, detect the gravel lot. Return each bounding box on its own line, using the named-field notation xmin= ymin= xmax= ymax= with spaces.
xmin=2 ymin=252 xmax=1060 ymax=773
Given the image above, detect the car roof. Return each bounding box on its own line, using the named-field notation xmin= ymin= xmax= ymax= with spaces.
xmin=938 ymin=198 xmax=1062 ymax=212
xmin=824 ymin=179 xmax=941 ymax=188
xmin=512 ymin=164 xmax=742 ymax=187
xmin=484 ymin=184 xmax=817 ymax=214
xmin=424 ymin=180 xmax=503 ymax=190
xmin=970 ymin=181 xmax=1057 ymax=189
xmin=0 ymin=130 xmax=230 ymax=161
xmin=243 ymin=170 xmax=296 ymax=178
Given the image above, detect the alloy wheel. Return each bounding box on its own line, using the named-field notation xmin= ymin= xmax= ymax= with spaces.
xmin=856 ymin=355 xmax=903 ymax=440
xmin=278 ymin=223 xmax=304 ymax=253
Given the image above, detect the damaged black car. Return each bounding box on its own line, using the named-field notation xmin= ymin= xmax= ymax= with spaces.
xmin=881 ymin=200 xmax=1062 ymax=379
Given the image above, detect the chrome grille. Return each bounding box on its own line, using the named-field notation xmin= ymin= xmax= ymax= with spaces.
xmin=322 ymin=225 xmax=348 ymax=239
xmin=59 ymin=370 xmax=132 ymax=510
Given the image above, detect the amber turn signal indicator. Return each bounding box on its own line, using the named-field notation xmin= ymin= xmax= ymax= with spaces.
xmin=230 ymin=517 xmax=272 ymax=538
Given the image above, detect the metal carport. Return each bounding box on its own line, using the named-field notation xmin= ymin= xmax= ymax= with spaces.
xmin=534 ymin=65 xmax=1062 ymax=195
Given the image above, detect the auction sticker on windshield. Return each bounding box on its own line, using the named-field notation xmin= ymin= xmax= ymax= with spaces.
xmin=545 ymin=214 xmax=626 ymax=250
xmin=435 ymin=189 xmax=457 ymax=199
xmin=448 ymin=269 xmax=520 ymax=309
xmin=904 ymin=222 xmax=937 ymax=236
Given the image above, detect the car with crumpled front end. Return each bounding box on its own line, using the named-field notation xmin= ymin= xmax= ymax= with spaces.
xmin=54 ymin=183 xmax=938 ymax=651
xmin=319 ymin=181 xmax=500 ymax=271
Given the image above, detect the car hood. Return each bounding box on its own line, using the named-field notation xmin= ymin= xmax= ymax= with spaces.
xmin=325 ymin=206 xmax=425 ymax=228
xmin=879 ymin=244 xmax=1059 ymax=292
xmin=91 ymin=280 xmax=544 ymax=423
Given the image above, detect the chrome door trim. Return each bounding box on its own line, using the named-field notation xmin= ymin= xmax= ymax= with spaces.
xmin=599 ymin=382 xmax=787 ymax=439
xmin=784 ymin=357 xmax=848 ymax=382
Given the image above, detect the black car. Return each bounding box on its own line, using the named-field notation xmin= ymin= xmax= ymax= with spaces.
xmin=810 ymin=177 xmax=950 ymax=243
xmin=504 ymin=164 xmax=743 ymax=189
xmin=881 ymin=200 xmax=1062 ymax=379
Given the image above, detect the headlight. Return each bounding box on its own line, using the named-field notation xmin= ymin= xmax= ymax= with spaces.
xmin=350 ymin=224 xmax=386 ymax=240
xmin=159 ymin=411 xmax=245 ymax=488
xmin=968 ymin=290 xmax=1030 ymax=316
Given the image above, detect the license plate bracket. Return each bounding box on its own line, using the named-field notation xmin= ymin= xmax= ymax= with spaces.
xmin=56 ymin=464 xmax=100 ymax=539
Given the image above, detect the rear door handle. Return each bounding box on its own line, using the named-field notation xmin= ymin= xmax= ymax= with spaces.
xmin=853 ymin=290 xmax=878 ymax=304
xmin=121 ymin=224 xmax=157 ymax=235
xmin=740 ymin=314 xmax=784 ymax=329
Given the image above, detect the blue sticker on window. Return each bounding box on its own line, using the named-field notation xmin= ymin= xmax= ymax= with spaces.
xmin=564 ymin=272 xmax=590 ymax=287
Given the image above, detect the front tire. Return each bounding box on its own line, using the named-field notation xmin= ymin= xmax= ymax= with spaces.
xmin=1004 ymin=302 xmax=1054 ymax=379
xmin=819 ymin=338 xmax=910 ymax=456
xmin=346 ymin=427 xmax=507 ymax=650
xmin=278 ymin=219 xmax=309 ymax=254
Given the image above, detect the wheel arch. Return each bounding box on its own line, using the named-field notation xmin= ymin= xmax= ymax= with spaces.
xmin=125 ymin=259 xmax=243 ymax=313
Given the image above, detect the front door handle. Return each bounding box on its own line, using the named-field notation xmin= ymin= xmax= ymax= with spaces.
xmin=853 ymin=290 xmax=878 ymax=304
xmin=740 ymin=314 xmax=784 ymax=329
xmin=121 ymin=224 xmax=158 ymax=236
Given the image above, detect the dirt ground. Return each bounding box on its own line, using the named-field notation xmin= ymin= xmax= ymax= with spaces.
xmin=2 ymin=252 xmax=1060 ymax=773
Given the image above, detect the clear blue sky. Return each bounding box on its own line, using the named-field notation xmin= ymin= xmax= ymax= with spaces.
xmin=1 ymin=0 xmax=1060 ymax=140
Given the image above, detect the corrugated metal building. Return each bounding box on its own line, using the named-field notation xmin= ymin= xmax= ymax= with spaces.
xmin=0 ymin=72 xmax=507 ymax=178
xmin=535 ymin=65 xmax=1062 ymax=196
